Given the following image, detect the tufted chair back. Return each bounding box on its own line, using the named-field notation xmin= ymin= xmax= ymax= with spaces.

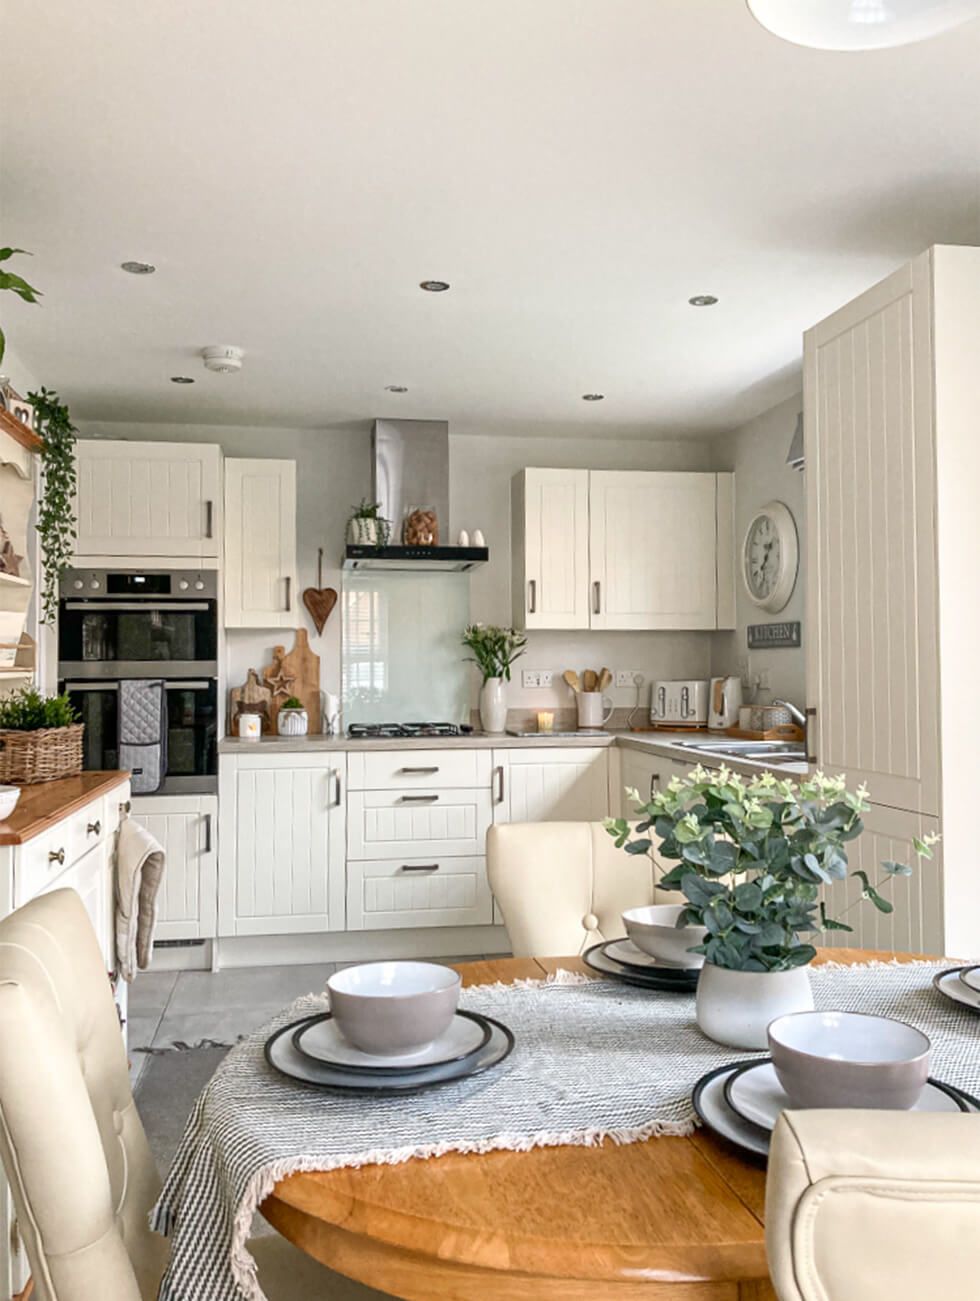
xmin=487 ymin=821 xmax=660 ymax=957
xmin=0 ymin=888 xmax=166 ymax=1301
xmin=766 ymin=1109 xmax=980 ymax=1301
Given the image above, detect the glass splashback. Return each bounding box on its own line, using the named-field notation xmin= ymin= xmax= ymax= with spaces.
xmin=341 ymin=571 xmax=470 ymax=725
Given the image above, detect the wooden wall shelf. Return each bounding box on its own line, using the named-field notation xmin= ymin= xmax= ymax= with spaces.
xmin=0 ymin=409 xmax=41 ymax=454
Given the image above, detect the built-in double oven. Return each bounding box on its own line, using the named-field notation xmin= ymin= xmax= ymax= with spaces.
xmin=58 ymin=569 xmax=219 ymax=793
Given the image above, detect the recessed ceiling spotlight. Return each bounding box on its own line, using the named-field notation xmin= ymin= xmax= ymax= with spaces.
xmin=419 ymin=280 xmax=450 ymax=292
xmin=170 ymin=376 xmax=195 ymax=384
xmin=689 ymin=294 xmax=719 ymax=307
xmin=582 ymin=393 xmax=605 ymax=402
xmin=121 ymin=261 xmax=156 ymax=275
xmin=385 ymin=384 xmax=409 ymax=393
xmin=746 ymin=0 xmax=980 ymax=51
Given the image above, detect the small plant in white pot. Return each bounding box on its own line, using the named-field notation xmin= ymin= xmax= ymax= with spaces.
xmin=277 ymin=696 xmax=308 ymax=737
xmin=347 ymin=499 xmax=390 ymax=548
xmin=461 ymin=624 xmax=527 ymax=734
xmin=605 ymin=766 xmax=939 ymax=1049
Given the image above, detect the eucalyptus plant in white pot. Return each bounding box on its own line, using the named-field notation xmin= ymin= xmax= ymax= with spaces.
xmin=605 ymin=765 xmax=939 ymax=1049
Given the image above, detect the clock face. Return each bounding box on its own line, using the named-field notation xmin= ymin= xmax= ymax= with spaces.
xmin=742 ymin=501 xmax=799 ymax=613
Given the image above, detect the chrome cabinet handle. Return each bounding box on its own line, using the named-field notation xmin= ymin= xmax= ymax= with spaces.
xmin=86 ymin=820 xmax=101 ymax=836
xmin=401 ymin=864 xmax=439 ymax=873
xmin=494 ymin=764 xmax=505 ymax=804
xmin=119 ymin=800 xmax=131 ymax=815
xmin=649 ymin=774 xmax=661 ymax=801
xmin=332 ymin=772 xmax=342 ymax=807
xmin=805 ymin=706 xmax=817 ymax=766
xmin=48 ymin=848 xmax=65 ymax=865
xmin=205 ymin=500 xmax=214 ymax=539
xmin=593 ymin=581 xmax=601 ymax=615
xmin=203 ymin=813 xmax=213 ymax=853
xmin=528 ymin=579 xmax=536 ymax=614
xmin=398 ymin=794 xmax=438 ymax=804
xmin=285 ymin=576 xmax=292 ymax=611
xmin=398 ymin=766 xmax=439 ymax=775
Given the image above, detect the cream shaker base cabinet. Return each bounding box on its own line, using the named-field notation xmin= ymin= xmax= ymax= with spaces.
xmin=218 ymin=754 xmax=345 ymax=937
xmin=74 ymin=440 xmax=221 ymax=558
xmin=618 ymin=748 xmax=693 ymax=814
xmin=132 ymin=795 xmax=217 ymax=941
xmin=223 ymin=458 xmax=297 ymax=628
xmin=493 ymin=748 xmax=610 ymax=824
xmin=347 ymin=857 xmax=493 ymax=930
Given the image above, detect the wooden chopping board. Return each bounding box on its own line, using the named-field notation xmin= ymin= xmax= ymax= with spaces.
xmin=262 ymin=628 xmax=321 ymax=733
xmin=228 ymin=668 xmax=274 ymax=735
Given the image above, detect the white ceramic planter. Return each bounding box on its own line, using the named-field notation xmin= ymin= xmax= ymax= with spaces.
xmin=696 ymin=962 xmax=815 ymax=1050
xmin=277 ymin=708 xmax=309 ymax=737
xmin=479 ymin=677 xmax=507 ymax=734
xmin=348 ymin=517 xmax=380 ymax=546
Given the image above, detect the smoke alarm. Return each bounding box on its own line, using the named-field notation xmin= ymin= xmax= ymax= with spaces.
xmin=202 ymin=345 xmax=244 ymax=374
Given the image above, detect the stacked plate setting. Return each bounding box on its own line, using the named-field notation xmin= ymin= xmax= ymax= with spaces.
xmin=933 ymin=964 xmax=980 ymax=1013
xmin=582 ymin=938 xmax=700 ymax=992
xmin=265 ymin=962 xmax=514 ymax=1095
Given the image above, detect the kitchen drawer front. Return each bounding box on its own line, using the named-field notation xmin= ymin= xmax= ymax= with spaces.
xmin=14 ymin=796 xmax=108 ymax=907
xmin=347 ymin=749 xmax=491 ymax=791
xmin=347 ymin=857 xmax=493 ymax=930
xmin=347 ymin=788 xmax=492 ymax=860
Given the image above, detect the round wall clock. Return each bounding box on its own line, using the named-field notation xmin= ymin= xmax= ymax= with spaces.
xmin=741 ymin=500 xmax=799 ymax=613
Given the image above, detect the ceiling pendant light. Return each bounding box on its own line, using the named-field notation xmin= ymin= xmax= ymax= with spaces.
xmin=747 ymin=0 xmax=980 ymax=50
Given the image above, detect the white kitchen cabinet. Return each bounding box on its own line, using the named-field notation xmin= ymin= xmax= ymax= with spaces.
xmin=347 ymin=856 xmax=493 ymax=930
xmin=804 ymin=246 xmax=980 ymax=957
xmin=74 ymin=440 xmax=221 ymax=558
xmin=132 ymin=795 xmax=217 ymax=940
xmin=347 ymin=788 xmax=492 ymax=861
xmin=218 ymin=753 xmax=345 ymax=936
xmin=223 ymin=458 xmax=297 ymax=628
xmin=512 ymin=469 xmax=734 ymax=631
xmin=493 ymin=747 xmax=610 ymax=824
xmin=512 ymin=468 xmax=590 ymax=629
xmin=618 ymin=746 xmax=693 ymax=814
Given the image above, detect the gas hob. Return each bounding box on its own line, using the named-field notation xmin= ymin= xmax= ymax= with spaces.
xmin=346 ymin=722 xmax=475 ymax=740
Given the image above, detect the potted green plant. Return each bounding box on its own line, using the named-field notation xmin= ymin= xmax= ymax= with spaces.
xmin=277 ymin=695 xmax=308 ymax=737
xmin=461 ymin=624 xmax=527 ymax=734
xmin=605 ymin=765 xmax=939 ymax=1048
xmin=0 ymin=687 xmax=82 ymax=785
xmin=347 ymin=499 xmax=391 ymax=548
xmin=0 ymin=247 xmax=42 ymax=367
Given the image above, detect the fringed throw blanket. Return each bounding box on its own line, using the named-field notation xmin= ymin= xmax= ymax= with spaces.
xmin=153 ymin=962 xmax=980 ymax=1301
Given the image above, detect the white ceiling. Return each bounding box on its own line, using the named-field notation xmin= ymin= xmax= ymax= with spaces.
xmin=1 ymin=1 xmax=979 ymax=438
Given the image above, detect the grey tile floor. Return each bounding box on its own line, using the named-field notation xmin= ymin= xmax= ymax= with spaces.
xmin=128 ymin=956 xmax=508 ymax=1089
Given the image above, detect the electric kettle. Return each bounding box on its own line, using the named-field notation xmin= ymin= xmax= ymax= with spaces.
xmin=708 ymin=676 xmax=743 ymax=731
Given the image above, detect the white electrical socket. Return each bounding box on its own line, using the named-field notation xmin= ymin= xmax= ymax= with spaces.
xmin=521 ymin=669 xmax=541 ymax=688
xmin=539 ymin=670 xmax=553 ymax=687
xmin=615 ymin=670 xmax=639 ymax=688
xmin=755 ymin=669 xmax=771 ymax=691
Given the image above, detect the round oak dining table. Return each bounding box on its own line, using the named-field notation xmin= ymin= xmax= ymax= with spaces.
xmin=260 ymin=948 xmax=921 ymax=1301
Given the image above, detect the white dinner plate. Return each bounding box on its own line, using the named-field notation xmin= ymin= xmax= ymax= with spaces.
xmin=294 ymin=1009 xmax=489 ymax=1072
xmin=725 ymin=1061 xmax=969 ymax=1132
xmin=934 ymin=968 xmax=980 ymax=1012
xmin=958 ymin=965 xmax=980 ymax=995
xmin=604 ymin=938 xmax=697 ymax=972
xmin=582 ymin=943 xmax=699 ymax=991
xmin=692 ymin=1063 xmax=770 ymax=1159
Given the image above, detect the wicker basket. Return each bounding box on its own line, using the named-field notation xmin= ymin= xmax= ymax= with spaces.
xmin=0 ymin=723 xmax=85 ymax=785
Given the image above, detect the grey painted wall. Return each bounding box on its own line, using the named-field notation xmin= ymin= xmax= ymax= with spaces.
xmin=710 ymin=394 xmax=806 ymax=708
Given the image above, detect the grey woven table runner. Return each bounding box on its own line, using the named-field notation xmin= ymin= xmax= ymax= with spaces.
xmin=153 ymin=962 xmax=979 ymax=1301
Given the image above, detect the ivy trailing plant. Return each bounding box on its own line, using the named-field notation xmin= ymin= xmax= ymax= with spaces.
xmin=0 ymin=247 xmax=42 ymax=365
xmin=28 ymin=387 xmax=78 ymax=624
xmin=605 ymin=765 xmax=940 ymax=972
xmin=347 ymin=498 xmax=391 ymax=549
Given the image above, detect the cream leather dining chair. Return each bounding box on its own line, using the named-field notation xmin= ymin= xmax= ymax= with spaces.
xmin=0 ymin=889 xmax=391 ymax=1301
xmin=766 ymin=1109 xmax=980 ymax=1301
xmin=486 ymin=821 xmax=659 ymax=957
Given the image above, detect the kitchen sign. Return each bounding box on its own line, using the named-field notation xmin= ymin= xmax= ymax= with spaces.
xmin=747 ymin=621 xmax=801 ymax=650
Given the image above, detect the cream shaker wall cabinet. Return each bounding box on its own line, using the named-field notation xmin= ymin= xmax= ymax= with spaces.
xmin=804 ymin=245 xmax=980 ymax=959
xmin=512 ymin=469 xmax=735 ymax=631
xmin=223 ymin=458 xmax=297 ymax=628
xmin=74 ymin=440 xmax=222 ymax=558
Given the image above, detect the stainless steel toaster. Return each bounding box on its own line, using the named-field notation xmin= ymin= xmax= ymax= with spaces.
xmin=649 ymin=679 xmax=710 ymax=726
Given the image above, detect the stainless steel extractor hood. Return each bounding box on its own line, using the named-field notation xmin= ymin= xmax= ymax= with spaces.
xmin=343 ymin=419 xmax=488 ymax=572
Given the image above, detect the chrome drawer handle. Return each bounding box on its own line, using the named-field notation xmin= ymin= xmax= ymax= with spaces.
xmin=398 ymin=794 xmax=439 ymax=803
xmin=48 ymin=848 xmax=65 ymax=865
xmin=398 ymin=766 xmax=439 ymax=775
xmin=401 ymin=864 xmax=439 ymax=872
xmin=87 ymin=820 xmax=101 ymax=836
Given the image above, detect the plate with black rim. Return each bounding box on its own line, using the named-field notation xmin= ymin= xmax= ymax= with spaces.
xmin=266 ymin=1012 xmax=514 ymax=1094
xmin=292 ymin=1008 xmax=491 ymax=1075
xmin=723 ymin=1058 xmax=973 ymax=1132
xmin=603 ymin=938 xmax=702 ymax=974
xmin=957 ymin=965 xmax=980 ymax=995
xmin=933 ymin=967 xmax=980 ymax=1013
xmin=582 ymin=941 xmax=699 ymax=991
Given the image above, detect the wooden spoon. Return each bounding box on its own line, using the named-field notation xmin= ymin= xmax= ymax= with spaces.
xmin=582 ymin=669 xmax=598 ymax=692
xmin=597 ymin=667 xmax=612 ymax=692
xmin=562 ymin=670 xmax=581 ymax=694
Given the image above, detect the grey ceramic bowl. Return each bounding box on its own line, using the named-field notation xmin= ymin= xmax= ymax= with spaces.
xmin=327 ymin=961 xmax=461 ymax=1057
xmin=622 ymin=904 xmax=707 ymax=968
xmin=768 ymin=1010 xmax=931 ymax=1110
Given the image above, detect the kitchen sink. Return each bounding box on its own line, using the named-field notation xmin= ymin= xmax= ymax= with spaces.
xmin=672 ymin=738 xmax=806 ymax=766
